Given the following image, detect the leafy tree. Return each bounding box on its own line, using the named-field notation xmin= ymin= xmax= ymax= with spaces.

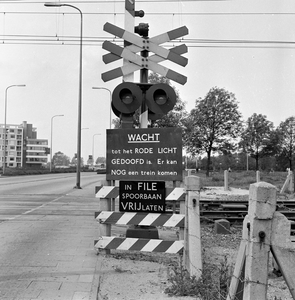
xmin=95 ymin=157 xmax=106 ymax=164
xmin=183 ymin=87 xmax=243 ymax=176
xmin=71 ymin=156 xmax=84 ymax=167
xmin=240 ymin=113 xmax=274 ymax=170
xmin=112 ymin=118 xmax=121 ymax=129
xmin=52 ymin=151 xmax=70 ymax=167
xmin=276 ymin=116 xmax=295 ymax=169
xmin=148 ymin=73 xmax=187 ymax=128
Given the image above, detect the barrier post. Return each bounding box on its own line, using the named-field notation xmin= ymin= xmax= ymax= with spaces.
xmin=184 ymin=175 xmax=202 ymax=278
xmin=98 ymin=180 xmax=111 ymax=254
xmin=243 ymin=182 xmax=277 ymax=299
xmin=271 ymin=212 xmax=295 ymax=298
xmin=179 ymin=198 xmax=185 ymax=241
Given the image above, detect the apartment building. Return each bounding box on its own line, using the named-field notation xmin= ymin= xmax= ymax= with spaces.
xmin=0 ymin=121 xmax=48 ymax=169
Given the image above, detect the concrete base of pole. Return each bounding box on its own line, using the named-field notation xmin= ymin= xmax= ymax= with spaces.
xmin=214 ymin=219 xmax=231 ymax=234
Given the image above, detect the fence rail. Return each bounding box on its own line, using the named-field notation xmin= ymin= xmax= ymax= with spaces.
xmin=95 ymin=211 xmax=185 ymax=227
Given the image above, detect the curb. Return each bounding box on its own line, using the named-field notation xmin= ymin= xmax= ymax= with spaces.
xmin=89 ymin=253 xmax=104 ymax=300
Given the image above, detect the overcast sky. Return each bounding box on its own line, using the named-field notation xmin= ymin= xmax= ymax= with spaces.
xmin=0 ymin=0 xmax=295 ymax=162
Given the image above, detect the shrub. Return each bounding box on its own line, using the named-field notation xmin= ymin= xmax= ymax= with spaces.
xmin=165 ymin=255 xmax=232 ymax=299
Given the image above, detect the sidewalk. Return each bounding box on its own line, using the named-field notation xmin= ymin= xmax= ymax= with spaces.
xmin=0 ymin=183 xmax=102 ymax=300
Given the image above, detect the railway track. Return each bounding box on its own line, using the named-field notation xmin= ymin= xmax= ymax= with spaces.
xmin=199 ymin=199 xmax=295 ymax=235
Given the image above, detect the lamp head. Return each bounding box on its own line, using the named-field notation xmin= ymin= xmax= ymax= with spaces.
xmin=44 ymin=3 xmax=63 ymax=7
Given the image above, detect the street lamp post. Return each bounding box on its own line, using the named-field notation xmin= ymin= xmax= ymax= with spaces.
xmin=50 ymin=114 xmax=64 ymax=172
xmin=45 ymin=2 xmax=83 ymax=189
xmin=92 ymin=87 xmax=112 ymax=129
xmin=3 ymin=84 xmax=26 ymax=175
xmin=92 ymin=133 xmax=101 ymax=165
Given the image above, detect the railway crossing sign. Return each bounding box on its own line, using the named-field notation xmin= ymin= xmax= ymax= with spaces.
xmin=119 ymin=181 xmax=166 ymax=213
xmin=106 ymin=127 xmax=182 ymax=181
xmin=102 ymin=22 xmax=188 ymax=85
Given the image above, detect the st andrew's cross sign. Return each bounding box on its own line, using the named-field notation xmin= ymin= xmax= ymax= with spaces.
xmin=103 ymin=23 xmax=188 ymax=66
xmin=101 ymin=22 xmax=188 ymax=85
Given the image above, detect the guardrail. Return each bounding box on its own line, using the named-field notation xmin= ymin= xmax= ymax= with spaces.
xmin=94 ymin=177 xmax=203 ymax=278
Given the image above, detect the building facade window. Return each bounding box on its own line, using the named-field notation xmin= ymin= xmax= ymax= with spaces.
xmin=0 ymin=122 xmax=48 ymax=169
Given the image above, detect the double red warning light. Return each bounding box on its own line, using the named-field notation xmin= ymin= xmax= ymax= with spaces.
xmin=111 ymin=82 xmax=176 ymax=121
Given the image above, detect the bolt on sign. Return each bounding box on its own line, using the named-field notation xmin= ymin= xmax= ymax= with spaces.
xmin=119 ymin=181 xmax=165 ymax=212
xmin=106 ymin=127 xmax=182 ymax=181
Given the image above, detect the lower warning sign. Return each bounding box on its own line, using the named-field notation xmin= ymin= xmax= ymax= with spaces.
xmin=119 ymin=181 xmax=165 ymax=213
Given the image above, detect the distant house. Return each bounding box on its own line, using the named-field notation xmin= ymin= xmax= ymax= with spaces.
xmin=0 ymin=121 xmax=48 ymax=169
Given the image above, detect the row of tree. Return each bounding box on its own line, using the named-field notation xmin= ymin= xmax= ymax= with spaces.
xmin=51 ymin=151 xmax=105 ymax=168
xmin=182 ymin=87 xmax=295 ymax=176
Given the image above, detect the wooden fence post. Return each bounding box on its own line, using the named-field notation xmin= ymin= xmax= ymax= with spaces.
xmin=256 ymin=170 xmax=260 ymax=182
xmin=184 ymin=176 xmax=202 ymax=279
xmin=228 ymin=181 xmax=295 ymax=300
xmin=243 ymin=182 xmax=277 ymax=300
xmin=280 ymin=172 xmax=292 ymax=194
xmin=227 ymin=215 xmax=249 ymax=300
xmin=289 ymin=171 xmax=294 ymax=193
xmin=224 ymin=170 xmax=229 ymax=191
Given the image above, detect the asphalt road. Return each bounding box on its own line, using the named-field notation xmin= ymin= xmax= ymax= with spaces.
xmin=0 ymin=172 xmax=104 ymax=221
xmin=0 ymin=172 xmax=105 ymax=299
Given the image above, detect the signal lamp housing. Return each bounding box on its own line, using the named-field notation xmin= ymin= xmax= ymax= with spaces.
xmin=146 ymin=83 xmax=176 ymax=115
xmin=112 ymin=82 xmax=142 ymax=114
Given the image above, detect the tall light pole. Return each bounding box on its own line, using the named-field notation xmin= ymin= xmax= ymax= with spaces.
xmin=50 ymin=114 xmax=64 ymax=172
xmin=92 ymin=87 xmax=112 ymax=129
xmin=92 ymin=133 xmax=101 ymax=165
xmin=3 ymin=84 xmax=26 ymax=175
xmin=45 ymin=2 xmax=83 ymax=189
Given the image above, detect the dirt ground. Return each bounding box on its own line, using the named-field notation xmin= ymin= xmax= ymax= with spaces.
xmin=97 ymin=228 xmax=197 ymax=300
xmin=96 ymin=187 xmax=294 ymax=300
xmin=97 ymin=252 xmax=194 ymax=300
